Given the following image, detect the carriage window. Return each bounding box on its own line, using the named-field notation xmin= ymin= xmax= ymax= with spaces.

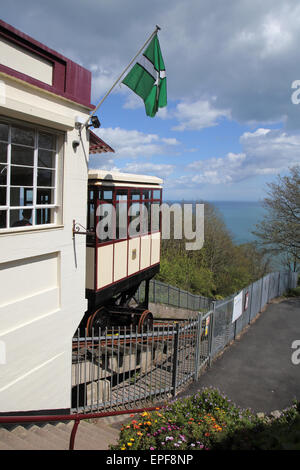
xmin=141 ymin=202 xmax=151 ymax=234
xmin=103 ymin=190 xmax=113 ymax=200
xmin=153 ymin=189 xmax=161 ymax=200
xmin=97 ymin=203 xmax=114 ymax=242
xmin=87 ymin=190 xmax=95 ymax=230
xmin=142 ymin=189 xmax=151 ymax=200
xmin=129 ymin=202 xmax=140 ymax=237
xmin=151 ymin=201 xmax=160 ymax=232
xmin=116 ymin=189 xmax=128 ymax=201
xmin=130 ymin=189 xmax=141 ymax=200
xmin=0 ymin=119 xmax=61 ymax=230
xmin=116 ymin=189 xmax=127 ymax=239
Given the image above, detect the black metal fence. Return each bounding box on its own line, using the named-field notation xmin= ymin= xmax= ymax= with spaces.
xmin=71 ymin=316 xmax=211 ymax=413
xmin=72 ymin=271 xmax=298 ymax=413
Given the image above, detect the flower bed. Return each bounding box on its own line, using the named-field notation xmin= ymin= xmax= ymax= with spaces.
xmin=110 ymin=388 xmax=300 ymax=450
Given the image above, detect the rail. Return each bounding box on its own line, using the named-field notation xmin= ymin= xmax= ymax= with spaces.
xmin=0 ymin=405 xmax=163 ymax=451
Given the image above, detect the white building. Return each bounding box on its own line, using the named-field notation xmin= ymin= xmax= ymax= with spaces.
xmin=0 ymin=20 xmax=113 ymax=414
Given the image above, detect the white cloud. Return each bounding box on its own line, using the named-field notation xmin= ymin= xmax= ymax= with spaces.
xmin=161 ymin=137 xmax=180 ymax=145
xmin=122 ymin=92 xmax=144 ymax=110
xmin=171 ymin=100 xmax=231 ymax=131
xmin=92 ymin=127 xmax=179 ymax=159
xmin=89 ymin=158 xmax=174 ymax=179
xmin=122 ymin=162 xmax=175 ymax=179
xmin=181 ymin=128 xmax=300 ymax=186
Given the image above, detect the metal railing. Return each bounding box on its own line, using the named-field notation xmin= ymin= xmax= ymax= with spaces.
xmin=0 ymin=406 xmax=163 ymax=451
xmin=71 ymin=316 xmax=212 ymax=413
xmin=72 ymin=270 xmax=298 ymax=414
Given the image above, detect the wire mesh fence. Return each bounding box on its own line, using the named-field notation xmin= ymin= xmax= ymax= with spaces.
xmin=136 ymin=279 xmax=213 ymax=312
xmin=71 ymin=271 xmax=298 ymax=413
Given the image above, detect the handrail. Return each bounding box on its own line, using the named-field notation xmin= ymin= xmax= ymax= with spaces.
xmin=0 ymin=405 xmax=162 ymax=450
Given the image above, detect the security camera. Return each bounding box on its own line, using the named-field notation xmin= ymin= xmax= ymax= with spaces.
xmin=86 ymin=115 xmax=101 ymax=129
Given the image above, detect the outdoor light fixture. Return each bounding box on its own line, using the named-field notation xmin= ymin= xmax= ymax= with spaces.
xmin=86 ymin=115 xmax=101 ymax=129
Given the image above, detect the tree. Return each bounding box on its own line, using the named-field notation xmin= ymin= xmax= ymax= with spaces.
xmin=253 ymin=165 xmax=300 ymax=272
xmin=157 ymin=202 xmax=270 ymax=298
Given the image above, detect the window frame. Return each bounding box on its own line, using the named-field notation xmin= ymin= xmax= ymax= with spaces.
xmin=0 ymin=117 xmax=63 ymax=232
xmin=87 ymin=185 xmax=162 ymax=247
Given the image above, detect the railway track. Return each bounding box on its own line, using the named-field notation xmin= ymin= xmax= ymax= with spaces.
xmin=72 ymin=321 xmax=202 ymax=351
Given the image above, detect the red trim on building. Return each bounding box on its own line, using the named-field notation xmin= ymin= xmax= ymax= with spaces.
xmin=0 ymin=19 xmax=94 ymax=109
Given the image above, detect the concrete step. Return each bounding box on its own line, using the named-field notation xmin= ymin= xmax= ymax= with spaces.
xmin=0 ymin=419 xmax=120 ymax=451
xmin=39 ymin=423 xmax=72 ymax=449
xmin=80 ymin=419 xmax=119 ymax=440
xmin=11 ymin=425 xmax=59 ymax=450
xmin=30 ymin=424 xmax=69 ymax=450
xmin=0 ymin=427 xmax=37 ymax=450
xmin=0 ymin=439 xmax=14 ymax=450
xmin=74 ymin=421 xmax=119 ymax=450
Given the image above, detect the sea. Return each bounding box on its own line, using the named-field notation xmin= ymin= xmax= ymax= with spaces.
xmin=210 ymin=200 xmax=266 ymax=245
xmin=168 ymin=200 xmax=266 ymax=245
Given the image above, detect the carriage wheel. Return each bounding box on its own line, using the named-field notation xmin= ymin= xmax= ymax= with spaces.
xmin=86 ymin=306 xmax=110 ymax=335
xmin=138 ymin=310 xmax=153 ymax=333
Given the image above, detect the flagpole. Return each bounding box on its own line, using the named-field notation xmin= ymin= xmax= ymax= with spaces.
xmin=82 ymin=25 xmax=161 ymax=128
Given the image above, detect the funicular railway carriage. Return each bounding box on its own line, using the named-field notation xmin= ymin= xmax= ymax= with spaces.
xmin=81 ymin=170 xmax=163 ymax=334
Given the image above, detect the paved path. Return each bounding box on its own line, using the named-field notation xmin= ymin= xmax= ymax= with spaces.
xmin=179 ymin=297 xmax=300 ymax=413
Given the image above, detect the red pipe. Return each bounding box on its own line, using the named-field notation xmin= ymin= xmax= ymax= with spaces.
xmin=0 ymin=405 xmax=163 ymax=450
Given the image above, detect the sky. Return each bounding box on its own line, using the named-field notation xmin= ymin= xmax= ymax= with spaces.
xmin=2 ymin=0 xmax=300 ymax=201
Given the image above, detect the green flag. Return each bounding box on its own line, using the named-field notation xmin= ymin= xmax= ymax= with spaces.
xmin=122 ymin=34 xmax=167 ymax=117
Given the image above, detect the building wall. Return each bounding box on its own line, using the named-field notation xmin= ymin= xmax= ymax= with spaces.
xmin=0 ymin=71 xmax=92 ymax=412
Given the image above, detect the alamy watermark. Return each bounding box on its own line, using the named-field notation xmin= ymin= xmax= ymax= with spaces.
xmin=291 ymin=81 xmax=300 ymax=104
xmin=96 ymin=202 xmax=204 ymax=251
xmin=291 ymin=340 xmax=300 ymax=365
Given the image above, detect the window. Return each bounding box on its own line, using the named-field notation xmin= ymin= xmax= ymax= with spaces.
xmin=90 ymin=185 xmax=162 ymax=244
xmin=115 ymin=189 xmax=128 ymax=240
xmin=0 ymin=120 xmax=61 ymax=230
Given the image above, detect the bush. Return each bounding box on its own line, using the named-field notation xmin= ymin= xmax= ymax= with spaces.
xmin=110 ymin=388 xmax=300 ymax=451
xmin=286 ymin=287 xmax=300 ymax=297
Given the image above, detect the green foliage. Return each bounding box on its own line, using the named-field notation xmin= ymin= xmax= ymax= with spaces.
xmin=156 ymin=202 xmax=270 ymax=298
xmin=111 ymin=389 xmax=300 ymax=451
xmin=284 ymin=287 xmax=300 ymax=297
xmin=253 ymin=165 xmax=300 ymax=272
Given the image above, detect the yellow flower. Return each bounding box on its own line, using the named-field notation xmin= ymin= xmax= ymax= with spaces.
xmin=130 ymin=438 xmax=135 ymax=441
xmin=127 ymin=442 xmax=133 ymax=447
